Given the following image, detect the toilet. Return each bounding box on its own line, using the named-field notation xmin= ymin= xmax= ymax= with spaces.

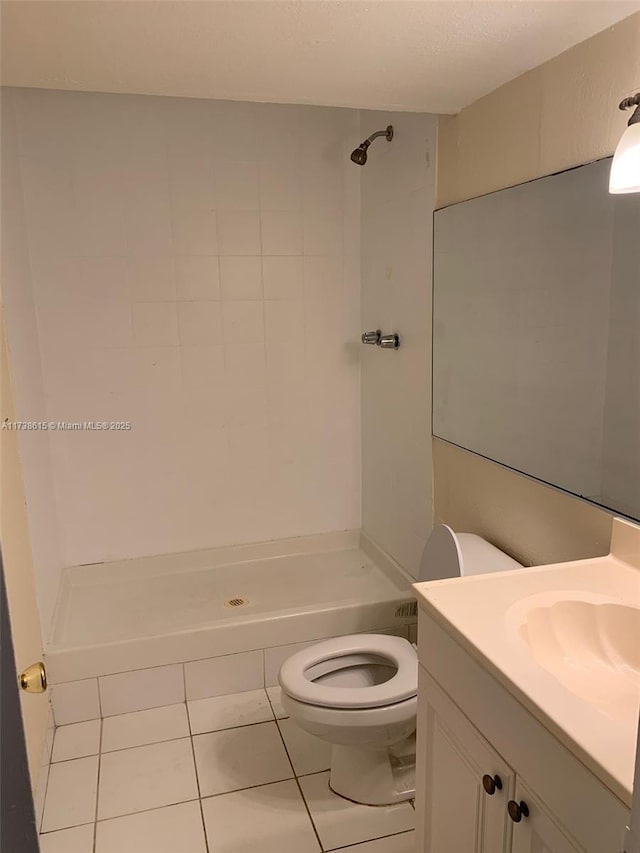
xmin=278 ymin=524 xmax=522 ymax=806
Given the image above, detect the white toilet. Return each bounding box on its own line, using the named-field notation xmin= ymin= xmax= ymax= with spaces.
xmin=278 ymin=524 xmax=522 ymax=806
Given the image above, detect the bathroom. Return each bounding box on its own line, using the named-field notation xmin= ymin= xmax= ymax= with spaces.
xmin=0 ymin=2 xmax=639 ymax=852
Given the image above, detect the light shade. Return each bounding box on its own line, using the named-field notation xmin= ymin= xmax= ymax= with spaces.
xmin=609 ymin=121 xmax=640 ymax=194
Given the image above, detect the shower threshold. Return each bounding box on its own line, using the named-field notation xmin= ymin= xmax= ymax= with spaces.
xmin=45 ymin=530 xmax=416 ymax=684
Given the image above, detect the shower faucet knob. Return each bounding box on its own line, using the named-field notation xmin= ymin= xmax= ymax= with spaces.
xmin=362 ymin=330 xmax=381 ymax=345
xmin=379 ymin=333 xmax=400 ymax=349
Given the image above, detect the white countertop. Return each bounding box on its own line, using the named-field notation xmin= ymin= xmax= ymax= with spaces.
xmin=413 ymin=518 xmax=640 ymax=805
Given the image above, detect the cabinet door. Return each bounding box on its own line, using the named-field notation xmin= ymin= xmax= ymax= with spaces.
xmin=417 ymin=668 xmax=515 ymax=853
xmin=509 ymin=781 xmax=583 ymax=853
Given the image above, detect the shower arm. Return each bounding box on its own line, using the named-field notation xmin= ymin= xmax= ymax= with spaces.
xmin=364 ymin=126 xmax=394 ymax=145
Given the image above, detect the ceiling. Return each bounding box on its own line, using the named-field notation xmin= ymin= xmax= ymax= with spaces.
xmin=1 ymin=1 xmax=639 ymax=114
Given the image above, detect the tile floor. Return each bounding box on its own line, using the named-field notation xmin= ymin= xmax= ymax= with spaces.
xmin=38 ymin=687 xmax=416 ymax=853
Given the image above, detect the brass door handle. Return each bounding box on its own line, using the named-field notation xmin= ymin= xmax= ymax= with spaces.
xmin=19 ymin=661 xmax=47 ymax=693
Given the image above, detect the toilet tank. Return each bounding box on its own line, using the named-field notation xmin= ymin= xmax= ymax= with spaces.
xmin=417 ymin=524 xmax=522 ymax=583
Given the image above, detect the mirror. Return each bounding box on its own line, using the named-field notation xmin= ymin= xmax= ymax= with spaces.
xmin=433 ymin=157 xmax=640 ymax=520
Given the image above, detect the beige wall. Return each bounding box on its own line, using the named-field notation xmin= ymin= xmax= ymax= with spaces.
xmin=437 ymin=14 xmax=640 ymax=208
xmin=434 ymin=13 xmax=640 ymax=564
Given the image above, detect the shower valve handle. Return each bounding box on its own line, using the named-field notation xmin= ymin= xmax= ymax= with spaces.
xmin=362 ymin=330 xmax=381 ymax=345
xmin=379 ymin=333 xmax=400 ymax=349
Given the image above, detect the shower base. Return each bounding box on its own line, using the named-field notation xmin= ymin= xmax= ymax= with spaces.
xmin=46 ymin=530 xmax=416 ymax=684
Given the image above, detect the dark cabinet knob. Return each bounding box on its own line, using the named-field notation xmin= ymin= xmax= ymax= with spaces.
xmin=482 ymin=774 xmax=503 ymax=795
xmin=507 ymin=800 xmax=530 ymax=823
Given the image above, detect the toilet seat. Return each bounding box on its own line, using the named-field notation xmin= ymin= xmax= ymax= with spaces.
xmin=279 ymin=634 xmax=417 ymax=710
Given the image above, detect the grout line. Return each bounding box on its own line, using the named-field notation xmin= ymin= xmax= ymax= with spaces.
xmin=273 ymin=717 xmax=324 ymax=852
xmin=101 ymin=701 xmax=186 ymax=722
xmin=55 ymin=714 xmax=277 ymax=764
xmin=92 ymin=717 xmax=103 ymax=853
xmin=189 ymin=716 xmax=276 ymax=736
xmin=45 ymin=672 xmax=411 ymax=843
xmin=39 ymin=819 xmax=95 ymax=837
xmin=198 ymin=774 xmax=295 ymax=802
xmin=264 ymin=686 xmax=282 ymax=720
xmin=94 ymin=798 xmax=202 ymax=827
xmin=294 ymin=774 xmax=325 ymax=851
xmin=50 ymin=750 xmax=101 ymax=765
xmin=42 ymin=721 xmax=411 ymax=846
xmin=37 ymin=760 xmax=52 ymax=835
xmin=101 ymin=733 xmax=192 ymax=757
xmin=186 ymin=694 xmax=210 ymax=853
xmin=192 ymin=714 xmax=277 ymax=736
xmin=96 ymin=676 xmax=104 ymax=720
xmin=326 ymin=828 xmax=416 ymax=852
xmin=51 ymin=661 xmax=209 ymax=688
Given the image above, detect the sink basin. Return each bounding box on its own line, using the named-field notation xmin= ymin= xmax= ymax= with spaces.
xmin=517 ymin=598 xmax=640 ymax=725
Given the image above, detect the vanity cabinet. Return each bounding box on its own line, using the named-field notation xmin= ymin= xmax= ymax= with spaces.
xmin=509 ymin=782 xmax=581 ymax=853
xmin=421 ymin=674 xmax=515 ymax=852
xmin=414 ymin=523 xmax=637 ymax=853
xmin=418 ymin=669 xmax=582 ymax=853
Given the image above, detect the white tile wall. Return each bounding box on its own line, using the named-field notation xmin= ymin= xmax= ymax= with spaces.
xmin=264 ymin=640 xmax=316 ymax=687
xmin=184 ymin=650 xmax=263 ymax=700
xmin=263 ymin=256 xmax=303 ymax=300
xmin=174 ymin=256 xmax=220 ymax=301
xmin=6 ymin=89 xmax=362 ymax=571
xmin=217 ymin=210 xmax=262 ymax=255
xmin=220 ymin=256 xmax=262 ymax=300
xmin=0 ymin=90 xmax=63 ymax=637
xmin=361 ymin=111 xmax=437 ymax=578
xmin=98 ymin=664 xmax=184 ymax=717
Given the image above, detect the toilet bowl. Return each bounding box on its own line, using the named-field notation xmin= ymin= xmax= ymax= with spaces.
xmin=280 ymin=634 xmax=418 ymax=805
xmin=278 ymin=525 xmax=523 ymax=806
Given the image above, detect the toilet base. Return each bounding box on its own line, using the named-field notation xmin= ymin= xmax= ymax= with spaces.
xmin=329 ymin=735 xmax=416 ymax=806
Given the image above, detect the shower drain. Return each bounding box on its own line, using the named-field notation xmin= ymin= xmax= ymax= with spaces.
xmin=224 ymin=597 xmax=249 ymax=608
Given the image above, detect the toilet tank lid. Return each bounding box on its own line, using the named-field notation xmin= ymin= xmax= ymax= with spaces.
xmin=417 ymin=524 xmax=522 ymax=582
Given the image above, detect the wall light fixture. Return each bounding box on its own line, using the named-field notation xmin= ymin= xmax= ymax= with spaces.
xmin=609 ymin=92 xmax=640 ymax=194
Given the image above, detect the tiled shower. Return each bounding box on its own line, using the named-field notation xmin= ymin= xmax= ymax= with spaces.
xmin=2 ymin=84 xmax=434 ymax=853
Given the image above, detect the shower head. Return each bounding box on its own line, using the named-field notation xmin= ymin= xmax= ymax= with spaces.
xmin=350 ymin=125 xmax=393 ymax=166
xmin=350 ymin=142 xmax=370 ymax=165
